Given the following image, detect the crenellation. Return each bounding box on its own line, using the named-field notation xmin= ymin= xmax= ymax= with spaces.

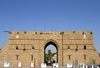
xmin=9 ymin=31 xmax=93 ymax=40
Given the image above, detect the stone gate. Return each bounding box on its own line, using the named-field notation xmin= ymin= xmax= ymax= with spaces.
xmin=0 ymin=31 xmax=100 ymax=67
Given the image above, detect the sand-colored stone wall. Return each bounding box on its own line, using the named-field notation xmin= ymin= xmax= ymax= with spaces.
xmin=0 ymin=31 xmax=100 ymax=67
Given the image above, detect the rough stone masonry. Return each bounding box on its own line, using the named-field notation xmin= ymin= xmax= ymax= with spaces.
xmin=0 ymin=31 xmax=100 ymax=67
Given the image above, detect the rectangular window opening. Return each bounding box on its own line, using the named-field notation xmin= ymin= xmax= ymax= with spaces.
xmin=16 ymin=55 xmax=19 ymax=60
xmin=31 ymin=55 xmax=33 ymax=61
xmin=84 ymin=55 xmax=86 ymax=60
xmin=84 ymin=34 xmax=86 ymax=39
xmin=76 ymin=46 xmax=78 ymax=51
xmin=84 ymin=46 xmax=86 ymax=50
xmin=68 ymin=55 xmax=71 ymax=60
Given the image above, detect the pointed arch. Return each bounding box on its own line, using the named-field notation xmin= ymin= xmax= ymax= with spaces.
xmin=44 ymin=39 xmax=59 ymax=65
xmin=44 ymin=39 xmax=59 ymax=49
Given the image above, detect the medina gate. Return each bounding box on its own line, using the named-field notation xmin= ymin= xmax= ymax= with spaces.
xmin=0 ymin=31 xmax=100 ymax=67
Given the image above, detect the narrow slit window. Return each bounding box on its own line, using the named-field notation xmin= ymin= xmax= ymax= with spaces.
xmin=16 ymin=35 xmax=19 ymax=38
xmin=31 ymin=55 xmax=33 ymax=61
xmin=84 ymin=46 xmax=86 ymax=50
xmin=84 ymin=55 xmax=86 ymax=60
xmin=76 ymin=46 xmax=78 ymax=51
xmin=68 ymin=55 xmax=71 ymax=60
xmin=23 ymin=45 xmax=26 ymax=51
xmin=16 ymin=55 xmax=19 ymax=60
xmin=84 ymin=34 xmax=86 ymax=39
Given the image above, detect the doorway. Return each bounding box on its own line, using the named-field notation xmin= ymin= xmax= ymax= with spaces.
xmin=44 ymin=42 xmax=58 ymax=66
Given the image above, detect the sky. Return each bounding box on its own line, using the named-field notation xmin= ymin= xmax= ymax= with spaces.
xmin=0 ymin=0 xmax=100 ymax=52
xmin=46 ymin=45 xmax=57 ymax=54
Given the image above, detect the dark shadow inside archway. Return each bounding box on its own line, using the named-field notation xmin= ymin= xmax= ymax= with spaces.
xmin=44 ymin=42 xmax=58 ymax=66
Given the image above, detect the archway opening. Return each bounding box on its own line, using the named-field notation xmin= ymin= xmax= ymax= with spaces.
xmin=44 ymin=42 xmax=58 ymax=66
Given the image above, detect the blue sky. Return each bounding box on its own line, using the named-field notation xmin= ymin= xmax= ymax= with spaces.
xmin=0 ymin=0 xmax=100 ymax=52
xmin=46 ymin=45 xmax=57 ymax=54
